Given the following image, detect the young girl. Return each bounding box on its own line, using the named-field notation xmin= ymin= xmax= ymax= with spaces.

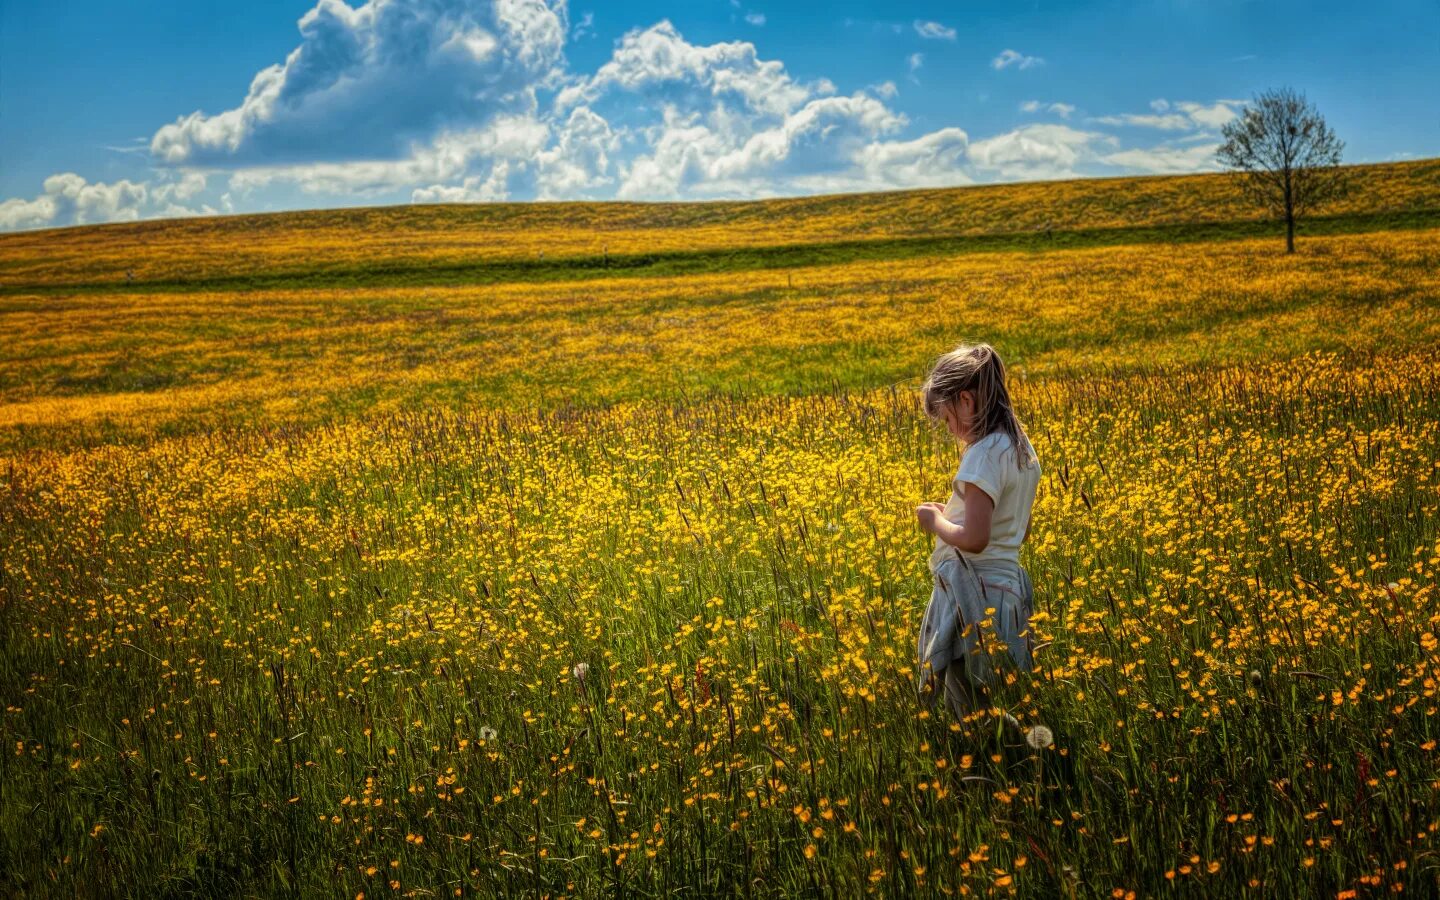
xmin=914 ymin=342 xmax=1041 ymax=737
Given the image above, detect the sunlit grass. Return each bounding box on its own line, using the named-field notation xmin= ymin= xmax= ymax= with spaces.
xmin=2 ymin=162 xmax=1440 ymax=896
xmin=1 ymin=226 xmax=1437 ymax=453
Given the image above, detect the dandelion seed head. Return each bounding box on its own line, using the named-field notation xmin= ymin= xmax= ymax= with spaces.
xmin=1026 ymin=725 xmax=1054 ymax=750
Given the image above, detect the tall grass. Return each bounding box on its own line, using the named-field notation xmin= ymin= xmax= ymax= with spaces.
xmin=4 ymin=349 xmax=1438 ymax=896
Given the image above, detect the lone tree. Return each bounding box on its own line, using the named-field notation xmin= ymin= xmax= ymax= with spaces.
xmin=1217 ymin=87 xmax=1348 ymax=253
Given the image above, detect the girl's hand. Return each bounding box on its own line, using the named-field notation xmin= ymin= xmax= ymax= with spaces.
xmin=915 ymin=504 xmax=942 ymax=534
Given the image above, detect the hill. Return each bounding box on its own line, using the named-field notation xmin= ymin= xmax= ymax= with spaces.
xmin=1 ymin=158 xmax=1437 ymax=291
xmin=1 ymin=159 xmax=1438 ymax=454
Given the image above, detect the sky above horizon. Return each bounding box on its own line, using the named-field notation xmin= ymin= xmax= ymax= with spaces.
xmin=1 ymin=0 xmax=1436 ymax=232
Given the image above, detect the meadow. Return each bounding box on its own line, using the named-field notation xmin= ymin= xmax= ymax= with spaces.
xmin=3 ymin=160 xmax=1440 ymax=897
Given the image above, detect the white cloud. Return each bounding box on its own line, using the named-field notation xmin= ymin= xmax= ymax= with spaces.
xmin=744 ymin=11 xmax=765 ymax=26
xmin=0 ymin=194 xmax=62 ymax=231
xmin=412 ymin=166 xmax=512 ymax=203
xmin=968 ymin=124 xmax=1114 ymax=180
xmin=572 ymin=11 xmax=594 ymax=39
xmin=850 ymin=127 xmax=971 ymax=188
xmin=151 ymin=0 xmax=567 ymax=166
xmin=230 ymin=115 xmax=550 ymax=197
xmin=560 ymin=21 xmax=812 ymax=117
xmin=533 ymin=105 xmax=618 ymax=198
xmin=44 ymin=173 xmax=148 ymax=224
xmin=992 ymin=49 xmax=1044 ymax=71
xmin=615 ymin=93 xmax=908 ymax=200
xmin=1094 ymin=99 xmax=1244 ymax=131
xmin=1020 ymin=100 xmax=1074 ymax=119
xmin=913 ymin=20 xmax=956 ymax=40
xmin=1101 ymin=142 xmax=1223 ymax=174
xmin=1178 ymin=100 xmax=1243 ymax=129
xmin=555 ymin=22 xmax=954 ymax=200
xmin=165 ymin=16 xmax=954 ymax=207
xmin=0 ymin=171 xmax=221 ymax=232
xmin=152 ymin=172 xmax=208 ymax=205
xmin=3 ymin=7 xmax=1254 ymax=227
xmin=1093 ymin=112 xmax=1192 ymax=130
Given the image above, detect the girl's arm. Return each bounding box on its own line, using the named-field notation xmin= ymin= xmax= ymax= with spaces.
xmin=917 ymin=483 xmax=993 ymax=554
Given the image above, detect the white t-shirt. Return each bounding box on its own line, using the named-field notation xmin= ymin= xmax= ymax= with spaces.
xmin=928 ymin=430 xmax=1041 ymax=572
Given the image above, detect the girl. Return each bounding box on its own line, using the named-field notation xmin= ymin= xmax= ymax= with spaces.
xmin=914 ymin=342 xmax=1041 ymax=738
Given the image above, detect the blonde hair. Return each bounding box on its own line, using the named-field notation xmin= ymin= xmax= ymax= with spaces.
xmin=921 ymin=342 xmax=1034 ymax=470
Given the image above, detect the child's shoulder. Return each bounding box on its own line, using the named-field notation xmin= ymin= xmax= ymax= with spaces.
xmin=970 ymin=430 xmax=1040 ymax=469
xmin=970 ymin=430 xmax=1015 ymax=457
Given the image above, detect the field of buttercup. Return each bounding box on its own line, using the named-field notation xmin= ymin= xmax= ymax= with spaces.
xmin=3 ymin=162 xmax=1440 ymax=897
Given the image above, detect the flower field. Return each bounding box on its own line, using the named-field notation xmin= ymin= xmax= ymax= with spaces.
xmin=3 ymin=163 xmax=1440 ymax=896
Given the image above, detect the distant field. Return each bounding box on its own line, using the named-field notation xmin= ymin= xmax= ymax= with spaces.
xmin=1 ymin=158 xmax=1437 ymax=290
xmin=0 ymin=160 xmax=1438 ymax=452
xmin=3 ymin=161 xmax=1440 ymax=897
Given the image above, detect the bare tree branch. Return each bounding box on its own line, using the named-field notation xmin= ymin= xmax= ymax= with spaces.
xmin=1216 ymin=87 xmax=1348 ymax=252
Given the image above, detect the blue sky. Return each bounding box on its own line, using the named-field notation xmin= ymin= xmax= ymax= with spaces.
xmin=1 ymin=0 xmax=1436 ymax=230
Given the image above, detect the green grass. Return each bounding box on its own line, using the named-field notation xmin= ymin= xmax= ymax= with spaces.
xmin=3 ymin=161 xmax=1440 ymax=897
xmin=3 ymin=350 xmax=1439 ymax=896
xmin=2 ymin=207 xmax=1437 ymax=297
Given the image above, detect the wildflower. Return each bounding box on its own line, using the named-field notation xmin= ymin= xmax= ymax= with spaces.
xmin=479 ymin=726 xmax=498 ymax=741
xmin=1026 ymin=726 xmax=1054 ymax=750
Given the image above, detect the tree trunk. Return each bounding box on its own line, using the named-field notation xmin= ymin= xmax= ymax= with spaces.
xmin=1283 ymin=169 xmax=1296 ymax=254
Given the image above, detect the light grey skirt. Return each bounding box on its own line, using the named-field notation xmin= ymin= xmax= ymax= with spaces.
xmin=916 ymin=552 xmax=1035 ymax=709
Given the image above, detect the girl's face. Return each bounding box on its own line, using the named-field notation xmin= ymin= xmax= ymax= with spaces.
xmin=940 ymin=391 xmax=977 ymax=441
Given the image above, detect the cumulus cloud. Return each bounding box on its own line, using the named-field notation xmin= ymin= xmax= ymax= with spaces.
xmin=0 ymin=172 xmax=219 ymax=232
xmin=0 ymin=194 xmax=64 ymax=232
xmin=914 ymin=20 xmax=956 ymax=40
xmin=150 ymin=0 xmax=567 ymax=165
xmin=968 ymin=124 xmax=1114 ymax=180
xmin=533 ymin=105 xmax=618 ymax=198
xmin=550 ymin=21 xmax=958 ymax=199
xmin=851 ymin=127 xmax=970 ymax=189
xmin=230 ymin=114 xmax=550 ymax=197
xmin=152 ymin=171 xmax=208 ymax=204
xmin=2 ymin=3 xmax=1253 ymax=229
xmin=614 ymin=92 xmax=909 ymax=199
xmin=411 ymin=165 xmax=514 ymax=202
xmin=558 ymin=21 xmax=813 ymax=117
xmin=992 ymin=49 xmax=1043 ymax=71
xmin=222 ymin=18 xmax=953 ymax=204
